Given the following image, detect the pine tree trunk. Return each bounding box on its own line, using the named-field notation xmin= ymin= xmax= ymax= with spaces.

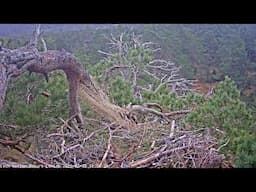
xmin=0 ymin=64 xmax=9 ymax=110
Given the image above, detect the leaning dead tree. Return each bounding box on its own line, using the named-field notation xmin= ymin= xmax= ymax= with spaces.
xmin=0 ymin=25 xmax=135 ymax=127
xmin=0 ymin=25 xmax=87 ymax=123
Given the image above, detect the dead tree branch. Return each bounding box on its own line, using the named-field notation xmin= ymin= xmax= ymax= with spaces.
xmin=99 ymin=32 xmax=196 ymax=99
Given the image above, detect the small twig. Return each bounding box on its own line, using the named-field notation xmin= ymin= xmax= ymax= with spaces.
xmin=24 ymin=153 xmax=55 ymax=168
xmin=61 ymin=140 xmax=65 ymax=154
xmin=52 ymin=144 xmax=82 ymax=159
xmin=81 ymin=131 xmax=96 ymax=146
xmin=217 ymin=139 xmax=230 ymax=151
xmin=169 ymin=120 xmax=175 ymax=138
xmin=150 ymin=141 xmax=156 ymax=149
xmin=59 ymin=116 xmax=83 ymax=135
xmin=0 ymin=133 xmax=28 ymax=147
xmin=40 ymin=37 xmax=47 ymax=52
xmin=130 ymin=145 xmax=189 ymax=168
xmin=0 ymin=123 xmax=19 ymax=129
xmin=98 ymin=50 xmax=115 ymax=57
xmin=47 ymin=133 xmax=65 ymax=138
xmin=0 ymin=138 xmax=19 ymax=146
xmin=98 ymin=129 xmax=113 ymax=168
xmin=41 ymin=91 xmax=50 ymax=97
xmin=129 ymin=104 xmax=191 ymax=120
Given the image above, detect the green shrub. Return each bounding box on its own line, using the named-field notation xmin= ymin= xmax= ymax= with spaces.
xmin=108 ymin=77 xmax=135 ymax=106
xmin=0 ymin=72 xmax=69 ymax=127
xmin=185 ymin=76 xmax=256 ymax=167
xmin=186 ymin=76 xmax=254 ymax=131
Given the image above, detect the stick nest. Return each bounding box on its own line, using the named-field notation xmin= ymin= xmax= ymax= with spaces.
xmin=16 ymin=116 xmax=230 ymax=168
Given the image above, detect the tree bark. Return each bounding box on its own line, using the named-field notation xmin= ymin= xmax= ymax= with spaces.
xmin=66 ymin=71 xmax=83 ymax=124
xmin=0 ymin=64 xmax=8 ymax=109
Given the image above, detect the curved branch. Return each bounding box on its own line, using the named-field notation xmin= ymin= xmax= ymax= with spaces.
xmin=40 ymin=37 xmax=48 ymax=52
xmin=128 ymin=104 xmax=191 ymax=121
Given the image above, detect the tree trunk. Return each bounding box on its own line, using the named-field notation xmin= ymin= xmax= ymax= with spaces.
xmin=66 ymin=71 xmax=83 ymax=124
xmin=0 ymin=64 xmax=9 ymax=110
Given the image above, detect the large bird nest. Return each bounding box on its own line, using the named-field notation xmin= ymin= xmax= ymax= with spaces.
xmin=0 ymin=114 xmax=230 ymax=168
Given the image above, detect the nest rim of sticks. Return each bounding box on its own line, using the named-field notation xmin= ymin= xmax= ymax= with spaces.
xmin=8 ymin=110 xmax=231 ymax=168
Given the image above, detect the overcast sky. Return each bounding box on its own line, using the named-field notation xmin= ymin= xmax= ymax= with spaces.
xmin=0 ymin=24 xmax=113 ymax=36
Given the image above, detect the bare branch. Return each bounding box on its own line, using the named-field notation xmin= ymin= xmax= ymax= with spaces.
xmin=98 ymin=128 xmax=113 ymax=168
xmin=169 ymin=120 xmax=175 ymax=138
xmin=128 ymin=104 xmax=191 ymax=122
xmin=24 ymin=153 xmax=55 ymax=168
xmin=130 ymin=145 xmax=189 ymax=168
xmin=27 ymin=24 xmax=41 ymax=48
xmin=52 ymin=144 xmax=82 ymax=159
xmin=40 ymin=37 xmax=48 ymax=52
xmin=98 ymin=50 xmax=115 ymax=57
